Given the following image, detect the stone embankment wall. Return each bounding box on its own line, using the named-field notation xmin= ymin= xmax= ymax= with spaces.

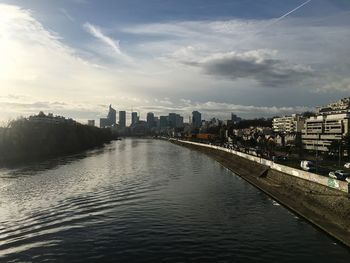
xmin=171 ymin=139 xmax=350 ymax=248
xmin=175 ymin=140 xmax=349 ymax=193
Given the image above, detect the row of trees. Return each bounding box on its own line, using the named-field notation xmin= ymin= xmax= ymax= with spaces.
xmin=0 ymin=118 xmax=116 ymax=165
xmin=233 ymin=118 xmax=273 ymax=130
xmin=327 ymin=134 xmax=350 ymax=161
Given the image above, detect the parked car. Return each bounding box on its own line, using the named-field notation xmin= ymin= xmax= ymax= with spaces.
xmin=344 ymin=163 xmax=350 ymax=169
xmin=275 ymin=155 xmax=288 ymax=161
xmin=328 ymin=170 xmax=350 ymax=181
xmin=300 ymin=160 xmax=315 ymax=171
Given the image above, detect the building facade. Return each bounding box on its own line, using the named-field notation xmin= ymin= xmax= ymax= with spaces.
xmin=147 ymin=112 xmax=155 ymax=128
xmin=316 ymin=97 xmax=350 ymax=114
xmin=159 ymin=116 xmax=168 ymax=129
xmin=302 ymin=113 xmax=350 ymax=152
xmin=119 ymin=111 xmax=126 ymax=128
xmin=192 ymin=111 xmax=202 ymax=129
xmin=28 ymin=112 xmax=75 ymax=125
xmin=107 ymin=105 xmax=116 ymax=125
xmin=272 ymin=114 xmax=305 ymax=133
xmin=100 ymin=105 xmax=117 ymax=128
xmin=87 ymin=120 xmax=95 ymax=127
xmin=175 ymin=114 xmax=184 ymax=128
xmin=131 ymin=112 xmax=138 ymax=125
xmin=168 ymin=113 xmax=177 ymax=128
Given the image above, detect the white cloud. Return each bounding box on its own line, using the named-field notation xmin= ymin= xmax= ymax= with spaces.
xmin=1 ymin=3 xmax=350 ymax=123
xmin=83 ymin=22 xmax=121 ymax=54
xmin=59 ymin=8 xmax=75 ymax=22
xmin=137 ymin=99 xmax=312 ymax=120
xmin=0 ymin=4 xmax=138 ymax=122
xmin=316 ymin=78 xmax=350 ymax=93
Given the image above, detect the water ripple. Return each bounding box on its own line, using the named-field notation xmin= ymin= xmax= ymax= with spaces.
xmin=0 ymin=139 xmax=349 ymax=262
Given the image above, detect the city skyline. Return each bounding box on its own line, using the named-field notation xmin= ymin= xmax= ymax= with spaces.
xmin=1 ymin=0 xmax=350 ymax=124
xmin=8 ymin=95 xmax=350 ymax=128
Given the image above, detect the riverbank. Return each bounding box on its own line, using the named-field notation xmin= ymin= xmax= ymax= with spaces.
xmin=171 ymin=139 xmax=350 ymax=248
xmin=0 ymin=119 xmax=116 ymax=166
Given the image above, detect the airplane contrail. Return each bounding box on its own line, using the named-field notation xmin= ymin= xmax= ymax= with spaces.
xmin=269 ymin=0 xmax=312 ymax=26
xmin=226 ymin=0 xmax=312 ymax=47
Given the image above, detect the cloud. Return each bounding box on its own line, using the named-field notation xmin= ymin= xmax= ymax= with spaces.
xmin=83 ymin=22 xmax=121 ymax=54
xmin=1 ymin=3 xmax=350 ymax=123
xmin=137 ymin=99 xmax=312 ymax=119
xmin=0 ymin=3 xmax=138 ymax=122
xmin=73 ymin=0 xmax=89 ymax=4
xmin=155 ymin=98 xmax=173 ymax=105
xmin=315 ymin=78 xmax=350 ymax=93
xmin=265 ymin=0 xmax=312 ymax=28
xmin=193 ymin=50 xmax=313 ymax=87
xmin=0 ymin=97 xmax=106 ymax=124
xmin=59 ymin=8 xmax=75 ymax=22
xmin=165 ymin=47 xmax=313 ymax=87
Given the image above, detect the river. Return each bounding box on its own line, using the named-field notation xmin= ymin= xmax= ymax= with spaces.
xmin=0 ymin=139 xmax=349 ymax=262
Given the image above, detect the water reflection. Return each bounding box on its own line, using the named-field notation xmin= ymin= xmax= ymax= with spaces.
xmin=0 ymin=143 xmax=114 ymax=178
xmin=0 ymin=139 xmax=349 ymax=262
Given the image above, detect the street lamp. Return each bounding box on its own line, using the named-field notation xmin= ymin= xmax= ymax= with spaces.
xmin=316 ymin=140 xmax=318 ymax=174
xmin=313 ymin=139 xmax=318 ymax=174
xmin=338 ymin=143 xmax=342 ymax=168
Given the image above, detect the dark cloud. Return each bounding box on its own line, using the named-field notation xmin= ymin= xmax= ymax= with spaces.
xmin=189 ymin=51 xmax=313 ymax=87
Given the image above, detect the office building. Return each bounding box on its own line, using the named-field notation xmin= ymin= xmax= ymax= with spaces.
xmin=87 ymin=120 xmax=95 ymax=127
xmin=119 ymin=111 xmax=126 ymax=128
xmin=192 ymin=111 xmax=202 ymax=128
xmin=100 ymin=118 xmax=110 ymax=128
xmin=159 ymin=116 xmax=168 ymax=129
xmin=175 ymin=114 xmax=184 ymax=128
xmin=147 ymin=112 xmax=155 ymax=128
xmin=168 ymin=113 xmax=177 ymax=128
xmin=107 ymin=105 xmax=116 ymax=125
xmin=131 ymin=112 xmax=138 ymax=126
xmin=154 ymin=117 xmax=159 ymax=128
xmin=99 ymin=104 xmax=117 ymax=128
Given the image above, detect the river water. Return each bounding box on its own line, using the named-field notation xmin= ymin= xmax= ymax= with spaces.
xmin=0 ymin=139 xmax=349 ymax=262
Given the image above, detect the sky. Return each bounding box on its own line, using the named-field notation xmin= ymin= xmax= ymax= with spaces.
xmin=0 ymin=0 xmax=350 ymax=124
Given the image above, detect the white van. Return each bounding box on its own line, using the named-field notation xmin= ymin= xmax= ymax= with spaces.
xmin=300 ymin=160 xmax=315 ymax=171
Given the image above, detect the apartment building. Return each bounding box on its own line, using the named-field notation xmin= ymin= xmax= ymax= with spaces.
xmin=302 ymin=113 xmax=350 ymax=151
xmin=272 ymin=114 xmax=305 ymax=133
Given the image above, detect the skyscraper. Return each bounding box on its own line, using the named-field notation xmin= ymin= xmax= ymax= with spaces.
xmin=119 ymin=111 xmax=126 ymax=128
xmin=159 ymin=116 xmax=168 ymax=129
xmin=147 ymin=112 xmax=155 ymax=128
xmin=131 ymin=112 xmax=138 ymax=126
xmin=175 ymin=114 xmax=184 ymax=128
xmin=168 ymin=113 xmax=177 ymax=128
xmin=100 ymin=105 xmax=116 ymax=128
xmin=107 ymin=105 xmax=116 ymax=125
xmin=192 ymin=111 xmax=202 ymax=128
